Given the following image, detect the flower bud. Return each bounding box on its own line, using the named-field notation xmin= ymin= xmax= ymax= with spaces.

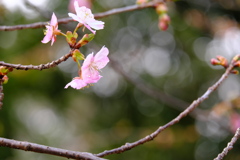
xmin=75 ymin=34 xmax=95 ymax=48
xmin=158 ymin=20 xmax=168 ymax=31
xmin=2 ymin=75 xmax=8 ymax=84
xmin=66 ymin=31 xmax=78 ymax=48
xmin=0 ymin=66 xmax=13 ymax=76
xmin=210 ymin=59 xmax=220 ymax=65
xmin=158 ymin=14 xmax=170 ymax=31
xmin=72 ymin=49 xmax=85 ymax=62
xmin=156 ymin=3 xmax=168 ymax=15
xmin=234 ymin=61 xmax=240 ymax=68
xmin=231 ymin=70 xmax=239 ymax=74
xmin=233 ymin=55 xmax=240 ymax=62
xmin=216 ymin=55 xmax=228 ymax=67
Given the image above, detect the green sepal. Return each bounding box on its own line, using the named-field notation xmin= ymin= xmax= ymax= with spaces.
xmin=2 ymin=75 xmax=8 ymax=84
xmin=75 ymin=34 xmax=95 ymax=48
xmin=66 ymin=31 xmax=78 ymax=48
xmin=72 ymin=49 xmax=85 ymax=62
xmin=0 ymin=67 xmax=13 ymax=75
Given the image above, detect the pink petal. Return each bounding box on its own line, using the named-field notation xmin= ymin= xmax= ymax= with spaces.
xmin=65 ymin=77 xmax=87 ymax=89
xmin=86 ymin=19 xmax=104 ymax=30
xmin=41 ymin=27 xmax=53 ymax=44
xmin=51 ymin=36 xmax=56 ymax=46
xmin=68 ymin=13 xmax=83 ymax=23
xmin=50 ymin=13 xmax=58 ymax=27
xmin=76 ymin=6 xmax=93 ymax=18
xmin=74 ymin=0 xmax=80 ymax=10
xmin=82 ymin=53 xmax=94 ymax=69
xmin=68 ymin=0 xmax=92 ymax=13
xmin=94 ymin=46 xmax=109 ymax=69
xmin=82 ymin=67 xmax=102 ymax=83
xmin=83 ymin=23 xmax=96 ymax=34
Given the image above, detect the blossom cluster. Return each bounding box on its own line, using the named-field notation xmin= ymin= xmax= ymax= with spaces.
xmin=41 ymin=0 xmax=109 ymax=90
xmin=65 ymin=46 xmax=109 ymax=89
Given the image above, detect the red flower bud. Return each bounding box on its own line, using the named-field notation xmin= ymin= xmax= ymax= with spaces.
xmin=158 ymin=21 xmax=169 ymax=31
xmin=210 ymin=59 xmax=220 ymax=65
xmin=231 ymin=70 xmax=239 ymax=74
xmin=158 ymin=14 xmax=170 ymax=31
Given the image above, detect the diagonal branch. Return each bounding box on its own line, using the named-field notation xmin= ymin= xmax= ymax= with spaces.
xmin=0 ymin=137 xmax=106 ymax=160
xmin=96 ymin=57 xmax=236 ymax=157
xmin=0 ymin=0 xmax=165 ymax=31
xmin=214 ymin=128 xmax=240 ymax=160
xmin=0 ymin=50 xmax=73 ymax=71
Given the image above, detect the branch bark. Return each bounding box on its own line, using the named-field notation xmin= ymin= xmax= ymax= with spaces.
xmin=96 ymin=57 xmax=236 ymax=157
xmin=0 ymin=0 xmax=165 ymax=31
xmin=214 ymin=128 xmax=240 ymax=160
xmin=0 ymin=50 xmax=73 ymax=71
xmin=0 ymin=137 xmax=106 ymax=160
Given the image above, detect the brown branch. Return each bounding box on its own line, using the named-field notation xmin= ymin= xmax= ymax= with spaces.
xmin=0 ymin=0 xmax=165 ymax=31
xmin=214 ymin=128 xmax=240 ymax=160
xmin=96 ymin=57 xmax=236 ymax=157
xmin=0 ymin=137 xmax=106 ymax=160
xmin=0 ymin=50 xmax=73 ymax=71
xmin=0 ymin=76 xmax=4 ymax=109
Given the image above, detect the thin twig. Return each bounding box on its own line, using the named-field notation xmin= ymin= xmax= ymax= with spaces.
xmin=0 ymin=137 xmax=106 ymax=160
xmin=214 ymin=128 xmax=240 ymax=160
xmin=0 ymin=76 xmax=4 ymax=109
xmin=96 ymin=57 xmax=236 ymax=157
xmin=0 ymin=50 xmax=73 ymax=70
xmin=0 ymin=0 xmax=165 ymax=31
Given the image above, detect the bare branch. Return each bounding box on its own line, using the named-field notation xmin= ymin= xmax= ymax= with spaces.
xmin=0 ymin=0 xmax=165 ymax=31
xmin=0 ymin=137 xmax=106 ymax=160
xmin=214 ymin=128 xmax=240 ymax=160
xmin=0 ymin=76 xmax=4 ymax=109
xmin=96 ymin=57 xmax=236 ymax=157
xmin=0 ymin=50 xmax=73 ymax=71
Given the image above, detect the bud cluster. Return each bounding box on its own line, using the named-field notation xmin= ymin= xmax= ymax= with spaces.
xmin=0 ymin=66 xmax=13 ymax=84
xmin=211 ymin=55 xmax=240 ymax=74
xmin=156 ymin=3 xmax=171 ymax=31
xmin=41 ymin=0 xmax=109 ymax=90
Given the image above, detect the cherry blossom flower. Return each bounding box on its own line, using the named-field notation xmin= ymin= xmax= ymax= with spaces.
xmin=68 ymin=0 xmax=104 ymax=34
xmin=41 ymin=13 xmax=60 ymax=46
xmin=65 ymin=46 xmax=109 ymax=89
xmin=81 ymin=46 xmax=109 ymax=83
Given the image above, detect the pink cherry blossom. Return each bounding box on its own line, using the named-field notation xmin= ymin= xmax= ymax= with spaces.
xmin=65 ymin=46 xmax=109 ymax=89
xmin=81 ymin=46 xmax=109 ymax=83
xmin=68 ymin=0 xmax=104 ymax=34
xmin=41 ymin=13 xmax=60 ymax=46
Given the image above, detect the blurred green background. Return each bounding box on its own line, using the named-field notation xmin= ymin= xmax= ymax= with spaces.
xmin=1 ymin=0 xmax=240 ymax=159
